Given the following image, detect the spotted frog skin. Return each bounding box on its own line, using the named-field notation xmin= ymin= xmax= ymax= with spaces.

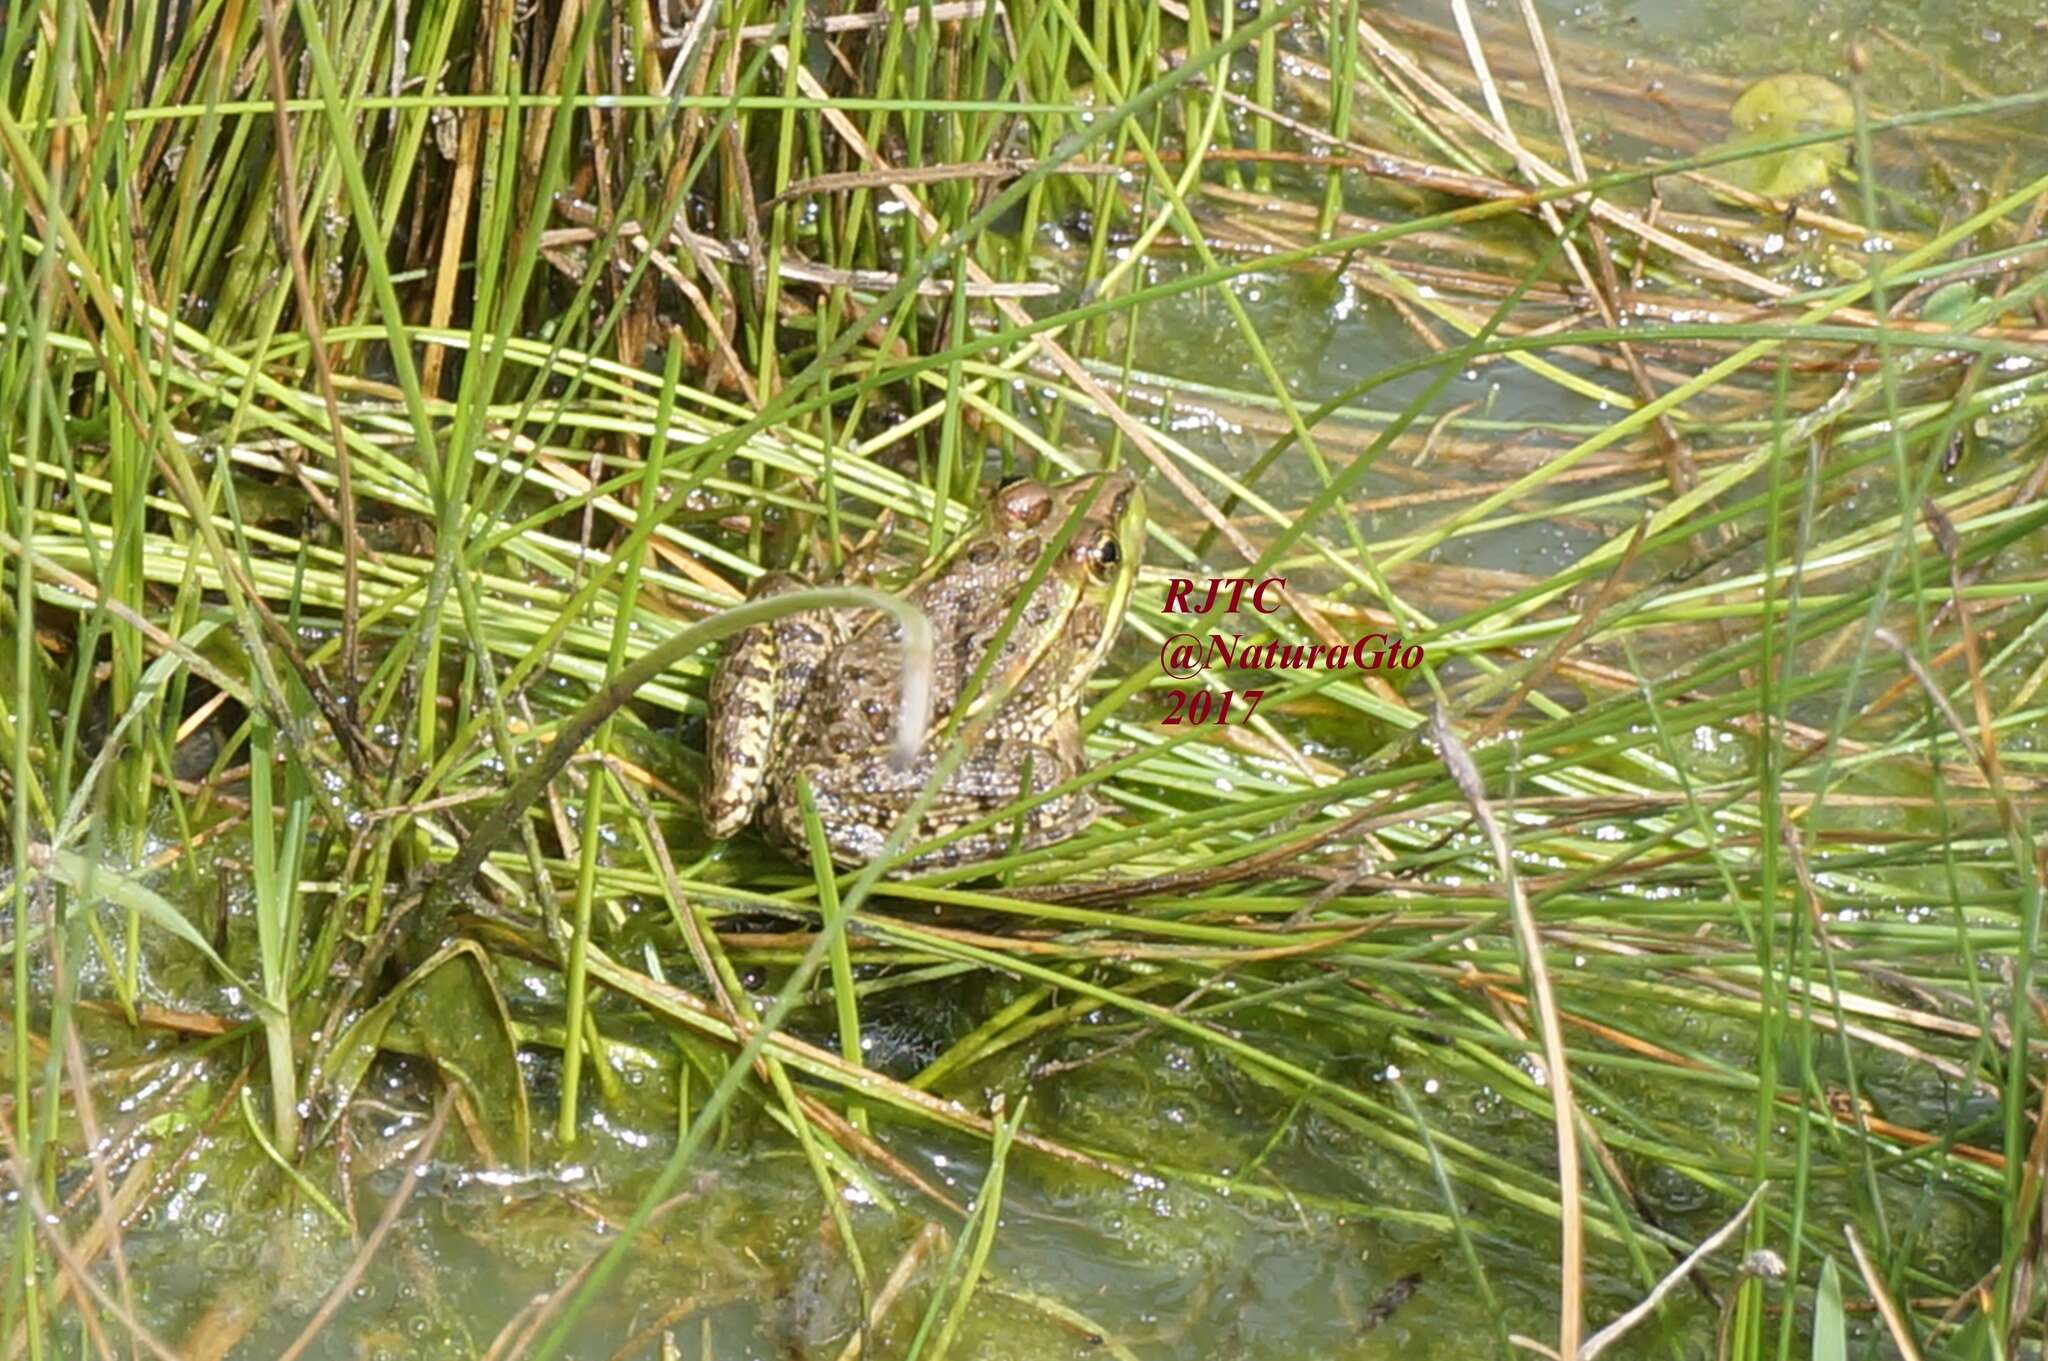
xmin=705 ymin=472 xmax=1144 ymax=870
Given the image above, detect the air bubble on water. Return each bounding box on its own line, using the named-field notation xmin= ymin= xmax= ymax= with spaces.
xmin=594 ymin=1112 xmax=650 ymax=1150
xmin=1331 ymin=280 xmax=1358 ymax=321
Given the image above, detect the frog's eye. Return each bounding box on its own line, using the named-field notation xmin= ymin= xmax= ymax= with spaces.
xmin=993 ymin=479 xmax=1053 ymax=528
xmin=1078 ymin=531 xmax=1122 ymax=581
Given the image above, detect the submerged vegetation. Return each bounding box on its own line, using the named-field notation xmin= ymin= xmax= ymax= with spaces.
xmin=4 ymin=0 xmax=2048 ymax=1356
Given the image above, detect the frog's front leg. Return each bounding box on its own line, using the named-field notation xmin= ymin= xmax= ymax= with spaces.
xmin=704 ymin=572 xmax=849 ymax=840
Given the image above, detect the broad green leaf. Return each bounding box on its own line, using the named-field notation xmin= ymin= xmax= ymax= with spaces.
xmin=395 ymin=943 xmax=532 ymax=1166
xmin=1812 ymin=1256 xmax=1846 ymax=1361
xmin=43 ymin=848 xmax=270 ymax=1011
xmin=312 ymin=939 xmax=530 ymax=1166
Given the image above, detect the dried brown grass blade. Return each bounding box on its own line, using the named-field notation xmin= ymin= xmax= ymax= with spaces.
xmin=1430 ymin=707 xmax=1583 ymax=1357
xmin=0 ymin=1132 xmax=181 ymax=1361
xmin=1580 ymin=1182 xmax=1767 ymax=1359
xmin=275 ymin=1086 xmax=454 ymax=1361
xmin=1845 ymin=1222 xmax=1927 ymax=1361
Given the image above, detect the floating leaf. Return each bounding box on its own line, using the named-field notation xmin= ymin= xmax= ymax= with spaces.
xmin=1920 ymin=281 xmax=1981 ymax=326
xmin=1714 ymin=73 xmax=1854 ymax=199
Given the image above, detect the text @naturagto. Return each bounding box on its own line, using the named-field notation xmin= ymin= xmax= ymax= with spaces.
xmin=1155 ymin=578 xmax=1425 ymax=725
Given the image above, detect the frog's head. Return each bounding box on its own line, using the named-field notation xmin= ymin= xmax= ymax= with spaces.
xmin=1055 ymin=470 xmax=1144 ymax=651
xmin=978 ymin=470 xmax=1145 ymax=710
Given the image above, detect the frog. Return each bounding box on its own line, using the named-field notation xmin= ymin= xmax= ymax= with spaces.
xmin=704 ymin=470 xmax=1145 ymax=871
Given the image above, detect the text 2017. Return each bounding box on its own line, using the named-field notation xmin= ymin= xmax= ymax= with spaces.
xmin=1162 ymin=689 xmax=1265 ymax=725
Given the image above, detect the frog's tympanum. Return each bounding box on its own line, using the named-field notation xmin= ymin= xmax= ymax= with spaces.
xmin=705 ymin=471 xmax=1145 ymax=870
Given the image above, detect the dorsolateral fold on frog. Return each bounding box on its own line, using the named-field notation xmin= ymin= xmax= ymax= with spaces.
xmin=705 ymin=469 xmax=1146 ymax=874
